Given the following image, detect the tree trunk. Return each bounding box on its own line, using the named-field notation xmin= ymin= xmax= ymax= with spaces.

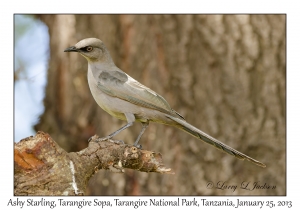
xmin=34 ymin=14 xmax=286 ymax=195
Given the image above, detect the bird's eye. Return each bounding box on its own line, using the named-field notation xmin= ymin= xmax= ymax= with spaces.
xmin=86 ymin=46 xmax=93 ymax=52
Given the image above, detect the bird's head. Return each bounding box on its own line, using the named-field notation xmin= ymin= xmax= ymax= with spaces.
xmin=64 ymin=38 xmax=112 ymax=63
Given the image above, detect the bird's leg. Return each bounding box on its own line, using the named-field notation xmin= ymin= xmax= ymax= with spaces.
xmin=91 ymin=122 xmax=134 ymax=142
xmin=133 ymin=121 xmax=149 ymax=149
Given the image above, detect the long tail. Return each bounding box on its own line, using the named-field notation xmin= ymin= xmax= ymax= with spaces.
xmin=166 ymin=115 xmax=266 ymax=168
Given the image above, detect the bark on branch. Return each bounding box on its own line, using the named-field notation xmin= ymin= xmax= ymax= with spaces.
xmin=14 ymin=131 xmax=173 ymax=196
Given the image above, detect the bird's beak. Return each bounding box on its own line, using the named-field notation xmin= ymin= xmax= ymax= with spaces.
xmin=64 ymin=46 xmax=78 ymax=52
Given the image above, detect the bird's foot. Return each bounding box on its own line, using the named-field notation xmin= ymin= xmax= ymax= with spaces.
xmin=88 ymin=135 xmax=111 ymax=142
xmin=134 ymin=144 xmax=142 ymax=149
xmin=111 ymin=139 xmax=125 ymax=145
xmin=88 ymin=135 xmax=100 ymax=142
xmin=96 ymin=136 xmax=112 ymax=142
xmin=88 ymin=135 xmax=125 ymax=145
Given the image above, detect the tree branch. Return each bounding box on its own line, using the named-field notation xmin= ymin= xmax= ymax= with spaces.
xmin=14 ymin=131 xmax=173 ymax=195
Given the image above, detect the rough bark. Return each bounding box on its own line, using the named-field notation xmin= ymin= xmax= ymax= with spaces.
xmin=14 ymin=132 xmax=172 ymax=195
xmin=33 ymin=15 xmax=286 ymax=195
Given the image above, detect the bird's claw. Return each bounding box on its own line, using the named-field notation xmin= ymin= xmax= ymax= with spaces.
xmin=88 ymin=136 xmax=111 ymax=143
xmin=134 ymin=144 xmax=142 ymax=149
xmin=88 ymin=137 xmax=93 ymax=142
xmin=96 ymin=136 xmax=112 ymax=142
xmin=112 ymin=140 xmax=125 ymax=144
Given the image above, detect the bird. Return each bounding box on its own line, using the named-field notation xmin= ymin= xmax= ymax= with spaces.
xmin=64 ymin=38 xmax=266 ymax=168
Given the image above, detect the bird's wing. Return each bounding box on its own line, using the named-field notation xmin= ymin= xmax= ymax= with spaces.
xmin=97 ymin=70 xmax=179 ymax=117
